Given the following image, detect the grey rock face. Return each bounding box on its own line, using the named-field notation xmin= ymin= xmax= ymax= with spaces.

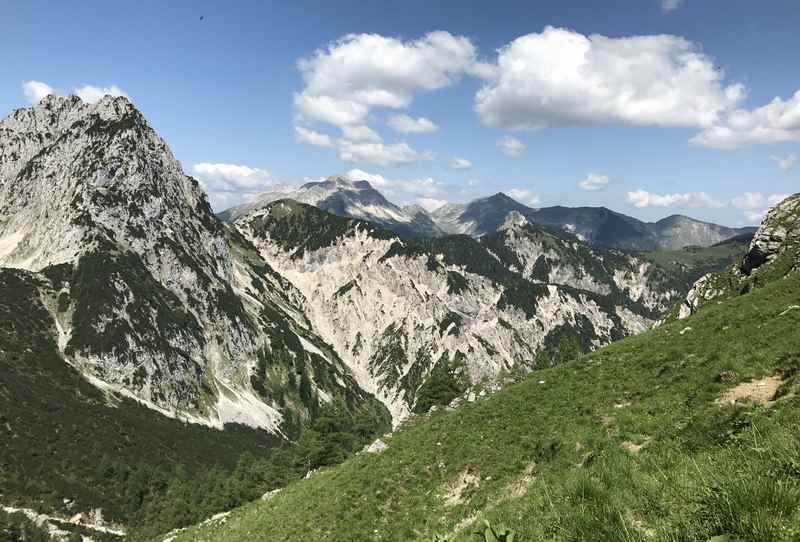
xmin=677 ymin=193 xmax=800 ymax=320
xmin=234 ymin=201 xmax=682 ymax=422
xmin=0 ymin=96 xmax=377 ymax=432
xmin=741 ymin=194 xmax=800 ymax=275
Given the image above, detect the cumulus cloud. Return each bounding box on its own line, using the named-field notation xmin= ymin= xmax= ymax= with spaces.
xmin=661 ymin=0 xmax=683 ymax=12
xmin=507 ymin=188 xmax=541 ymax=207
xmin=341 ymin=124 xmax=382 ymax=142
xmin=771 ymin=154 xmax=798 ymax=171
xmin=691 ymin=90 xmax=800 ymax=149
xmin=731 ymin=192 xmax=767 ymax=210
xmin=296 ymin=31 xmax=480 ymax=128
xmin=343 ymin=168 xmax=446 ymax=205
xmin=625 ymin=190 xmax=724 ymax=208
xmin=294 ymin=94 xmax=368 ymax=127
xmin=294 ymin=126 xmax=334 ymax=147
xmin=293 ymin=31 xmax=484 ymax=163
xmin=338 ymin=141 xmax=432 ymax=166
xmin=192 ymin=163 xmax=272 ymax=210
xmin=73 ymin=85 xmax=128 ymax=104
xmin=578 ymin=173 xmax=610 ymax=191
xmin=387 ymin=114 xmax=439 ymax=133
xmin=497 ymin=136 xmax=526 ymax=157
xmin=450 ymin=157 xmax=472 ymax=169
xmin=744 ymin=209 xmax=767 ymax=223
xmin=22 ymin=80 xmax=54 ymax=104
xmin=475 ymin=26 xmax=743 ymax=131
xmin=295 ymin=125 xmax=431 ymax=166
xmin=416 ymin=198 xmax=448 ymax=212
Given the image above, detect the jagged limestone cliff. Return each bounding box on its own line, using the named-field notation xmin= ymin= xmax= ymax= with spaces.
xmin=0 ymin=95 xmax=380 ymax=432
xmin=235 ymin=202 xmax=683 ymax=421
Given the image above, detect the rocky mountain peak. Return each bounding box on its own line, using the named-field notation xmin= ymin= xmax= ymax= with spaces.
xmin=302 ymin=175 xmax=375 ymax=192
xmin=3 ymin=94 xmax=139 ymax=136
xmin=1 ymin=97 xmax=382 ymax=433
xmin=0 ymin=94 xmax=212 ymax=272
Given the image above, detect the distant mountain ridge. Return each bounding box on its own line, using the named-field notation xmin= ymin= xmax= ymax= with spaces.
xmin=221 ymin=181 xmax=753 ymax=250
xmin=218 ymin=176 xmax=444 ymax=237
xmin=432 ymin=195 xmax=755 ymax=250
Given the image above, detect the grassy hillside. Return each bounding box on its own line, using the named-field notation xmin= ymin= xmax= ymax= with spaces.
xmin=170 ymin=271 xmax=800 ymax=542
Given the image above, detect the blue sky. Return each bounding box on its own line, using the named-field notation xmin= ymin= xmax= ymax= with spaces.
xmin=1 ymin=0 xmax=799 ymax=225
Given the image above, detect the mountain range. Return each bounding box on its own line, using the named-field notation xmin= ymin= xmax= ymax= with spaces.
xmin=0 ymin=95 xmax=727 ymax=433
xmin=218 ymin=177 xmax=445 ymax=238
xmin=176 ymin=191 xmax=800 ymax=542
xmin=220 ymin=178 xmax=754 ymax=251
xmin=0 ymin=95 xmax=766 ymax=537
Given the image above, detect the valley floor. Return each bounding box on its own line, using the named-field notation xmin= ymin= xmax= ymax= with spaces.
xmin=166 ymin=273 xmax=800 ymax=542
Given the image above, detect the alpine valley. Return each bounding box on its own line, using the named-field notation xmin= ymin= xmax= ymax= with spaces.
xmin=0 ymin=96 xmax=776 ymax=540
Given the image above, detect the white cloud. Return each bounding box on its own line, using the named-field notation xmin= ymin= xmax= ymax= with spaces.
xmin=294 ymin=94 xmax=368 ymax=127
xmin=744 ymin=209 xmax=767 ymax=223
xmin=731 ymin=192 xmax=767 ymax=210
xmin=341 ymin=124 xmax=382 ymax=142
xmin=294 ymin=126 xmax=334 ymax=148
xmin=338 ymin=141 xmax=431 ymax=166
xmin=387 ymin=114 xmax=439 ymax=133
xmin=497 ymin=136 xmax=526 ymax=157
xmin=294 ymin=31 xmax=481 ymax=163
xmin=343 ymin=168 xmax=446 ymax=205
xmin=22 ymin=80 xmax=54 ymax=104
xmin=295 ymin=124 xmax=430 ymax=166
xmin=296 ymin=31 xmax=479 ymax=128
xmin=450 ymin=157 xmax=472 ymax=169
xmin=771 ymin=154 xmax=798 ymax=171
xmin=475 ymin=26 xmax=743 ymax=131
xmin=578 ymin=173 xmax=609 ymax=191
xmin=507 ymin=188 xmax=541 ymax=207
xmin=416 ymin=198 xmax=448 ymax=212
xmin=73 ymin=85 xmax=128 ymax=104
xmin=691 ymin=90 xmax=800 ymax=149
xmin=732 ymin=192 xmax=789 ymax=223
xmin=625 ymin=190 xmax=724 ymax=208
xmin=192 ymin=163 xmax=273 ymax=210
xmin=661 ymin=0 xmax=683 ymax=12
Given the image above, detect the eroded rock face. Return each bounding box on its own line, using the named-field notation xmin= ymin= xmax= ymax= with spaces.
xmin=677 ymin=193 xmax=800 ymax=320
xmin=741 ymin=194 xmax=800 ymax=276
xmin=0 ymin=96 xmax=379 ymax=432
xmin=235 ymin=201 xmax=682 ymax=422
